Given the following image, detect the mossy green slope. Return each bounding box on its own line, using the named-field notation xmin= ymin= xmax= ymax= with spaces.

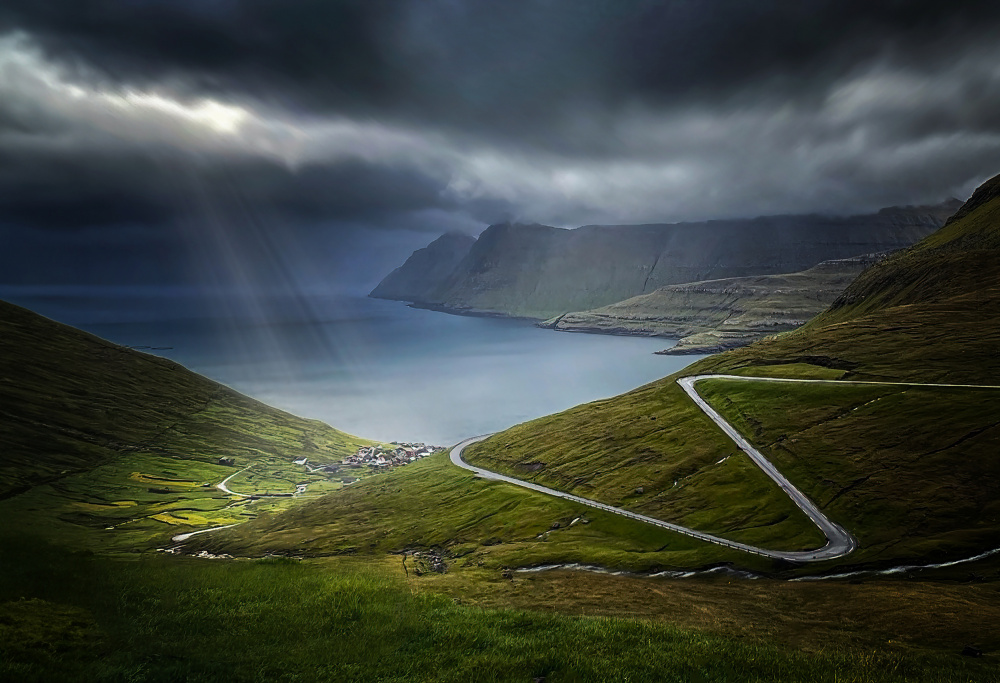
xmin=0 ymin=299 xmax=369 ymax=549
xmin=199 ymin=176 xmax=1000 ymax=570
xmin=460 ymin=173 xmax=1000 ymax=569
xmin=462 ymin=379 xmax=827 ymax=552
xmin=697 ymin=378 xmax=1000 ymax=566
xmin=705 ymin=173 xmax=1000 ymax=383
xmin=193 ymin=451 xmax=755 ymax=572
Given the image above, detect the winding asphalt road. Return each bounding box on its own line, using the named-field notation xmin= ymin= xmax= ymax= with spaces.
xmin=216 ymin=465 xmax=254 ymax=498
xmin=450 ymin=374 xmax=1000 ymax=563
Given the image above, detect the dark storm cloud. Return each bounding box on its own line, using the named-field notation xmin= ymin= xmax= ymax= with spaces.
xmin=0 ymin=144 xmax=456 ymax=230
xmin=1 ymin=0 xmax=1000 ymax=236
xmin=0 ymin=0 xmax=395 ymax=109
xmin=0 ymin=148 xmax=172 ymax=229
xmin=616 ymin=1 xmax=1000 ymax=99
xmin=4 ymin=0 xmax=1000 ymax=137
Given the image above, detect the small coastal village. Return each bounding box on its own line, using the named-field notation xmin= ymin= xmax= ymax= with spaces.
xmin=346 ymin=442 xmax=443 ymax=468
xmin=294 ymin=441 xmax=444 ymax=478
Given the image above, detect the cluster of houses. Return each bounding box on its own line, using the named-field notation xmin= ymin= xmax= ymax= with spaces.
xmin=288 ymin=442 xmax=443 ymax=483
xmin=343 ymin=442 xmax=442 ymax=469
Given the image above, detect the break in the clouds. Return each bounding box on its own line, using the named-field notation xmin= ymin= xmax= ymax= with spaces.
xmin=2 ymin=0 xmax=1000 ymax=237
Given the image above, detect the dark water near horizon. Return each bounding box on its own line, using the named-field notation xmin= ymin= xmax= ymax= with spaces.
xmin=1 ymin=285 xmax=705 ymax=445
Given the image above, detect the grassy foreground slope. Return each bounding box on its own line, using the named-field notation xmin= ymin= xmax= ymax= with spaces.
xmin=185 ymin=178 xmax=1000 ymax=678
xmin=0 ymin=299 xmax=369 ymax=550
xmin=9 ymin=541 xmax=995 ymax=683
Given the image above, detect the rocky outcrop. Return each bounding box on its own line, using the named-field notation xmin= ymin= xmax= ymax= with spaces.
xmin=371 ymin=201 xmax=960 ymax=319
xmin=369 ymin=232 xmax=476 ymax=303
xmin=544 ymin=254 xmax=884 ymax=353
xmin=942 ymin=173 xmax=1000 ymax=228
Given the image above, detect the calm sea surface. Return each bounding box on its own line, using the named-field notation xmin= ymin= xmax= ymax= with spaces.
xmin=2 ymin=286 xmax=705 ymax=445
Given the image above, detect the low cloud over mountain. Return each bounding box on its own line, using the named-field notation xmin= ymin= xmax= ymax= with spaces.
xmin=2 ymin=1 xmax=1000 ymax=286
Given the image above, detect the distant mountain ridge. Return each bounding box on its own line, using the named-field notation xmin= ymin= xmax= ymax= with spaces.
xmin=371 ymin=201 xmax=961 ymax=320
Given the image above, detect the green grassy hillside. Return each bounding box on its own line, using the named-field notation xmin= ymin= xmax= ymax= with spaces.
xmin=459 ymin=368 xmax=999 ymax=569
xmin=705 ymin=173 xmax=1000 ymax=383
xmin=11 ymin=304 xmax=994 ymax=683
xmin=697 ymin=378 xmax=1000 ymax=565
xmin=192 ymin=176 xmax=1000 ymax=574
xmin=456 ymin=380 xmax=826 ymax=552
xmin=191 ymin=450 xmax=754 ymax=572
xmin=3 ymin=178 xmax=999 ymax=680
xmin=457 ymin=174 xmax=1000 ymax=570
xmin=0 ymin=300 xmax=370 ymax=550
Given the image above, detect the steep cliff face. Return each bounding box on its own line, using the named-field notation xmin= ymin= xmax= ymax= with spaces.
xmin=372 ymin=201 xmax=960 ymax=319
xmin=369 ymin=232 xmax=476 ymax=302
xmin=542 ymin=254 xmax=881 ymax=352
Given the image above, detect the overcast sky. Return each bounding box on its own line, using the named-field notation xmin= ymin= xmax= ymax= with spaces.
xmin=2 ymin=0 xmax=1000 ymax=290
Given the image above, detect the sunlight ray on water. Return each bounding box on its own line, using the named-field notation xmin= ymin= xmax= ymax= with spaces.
xmin=1 ymin=286 xmax=701 ymax=444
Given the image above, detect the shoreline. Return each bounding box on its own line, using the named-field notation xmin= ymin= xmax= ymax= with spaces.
xmin=371 ymin=293 xmax=701 ymax=352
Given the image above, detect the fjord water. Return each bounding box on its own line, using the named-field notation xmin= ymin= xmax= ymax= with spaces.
xmin=3 ymin=286 xmax=701 ymax=445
